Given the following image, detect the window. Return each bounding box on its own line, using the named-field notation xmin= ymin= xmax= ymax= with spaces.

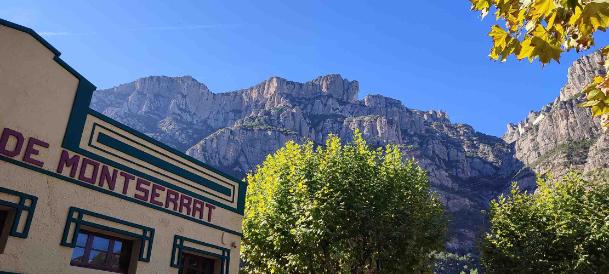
xmin=180 ymin=253 xmax=217 ymax=274
xmin=0 ymin=208 xmax=14 ymax=253
xmin=70 ymin=231 xmax=132 ymax=273
xmin=0 ymin=187 xmax=37 ymax=253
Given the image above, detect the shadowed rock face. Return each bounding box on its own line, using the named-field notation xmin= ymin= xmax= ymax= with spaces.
xmin=91 ymin=52 xmax=606 ymax=255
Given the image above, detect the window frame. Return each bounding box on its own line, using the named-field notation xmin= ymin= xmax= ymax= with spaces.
xmin=179 ymin=252 xmax=219 ymax=274
xmin=61 ymin=207 xmax=154 ymax=263
xmin=0 ymin=186 xmax=38 ymax=241
xmin=170 ymin=235 xmax=230 ymax=274
xmin=69 ymin=230 xmax=131 ymax=273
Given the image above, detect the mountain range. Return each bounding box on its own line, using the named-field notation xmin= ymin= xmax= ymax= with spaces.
xmin=90 ymin=52 xmax=608 ymax=255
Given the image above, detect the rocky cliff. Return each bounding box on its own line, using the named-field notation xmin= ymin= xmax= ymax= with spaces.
xmin=504 ymin=52 xmax=609 ymax=179
xmin=91 ymin=74 xmax=535 ymax=255
xmin=92 ymin=52 xmax=609 ymax=255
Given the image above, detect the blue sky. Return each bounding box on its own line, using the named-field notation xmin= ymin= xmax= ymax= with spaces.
xmin=2 ymin=0 xmax=606 ymax=136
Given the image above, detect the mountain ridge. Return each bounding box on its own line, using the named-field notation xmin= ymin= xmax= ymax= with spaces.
xmin=90 ymin=53 xmax=607 ymax=255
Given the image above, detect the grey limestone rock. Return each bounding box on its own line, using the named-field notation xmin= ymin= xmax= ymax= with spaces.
xmin=91 ymin=53 xmax=607 ymax=255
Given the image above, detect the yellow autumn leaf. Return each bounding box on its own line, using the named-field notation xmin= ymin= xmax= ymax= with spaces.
xmin=489 ymin=25 xmax=509 ymax=49
xmin=489 ymin=25 xmax=522 ymax=61
xmin=530 ymin=0 xmax=556 ymax=20
xmin=587 ymin=89 xmax=602 ymax=100
xmin=569 ymin=2 xmax=609 ymax=38
xmin=518 ymin=37 xmax=536 ymax=61
xmin=579 ymin=100 xmax=602 ymax=107
xmin=470 ymin=0 xmax=609 ymax=128
xmin=594 ymin=75 xmax=605 ymax=85
xmin=547 ymin=10 xmax=558 ymax=29
xmin=516 ymin=25 xmax=562 ymax=63
xmin=601 ymin=45 xmax=609 ymax=55
xmin=596 ymin=75 xmax=609 ymax=95
xmin=471 ymin=0 xmax=492 ymax=11
xmin=592 ymin=105 xmax=605 ymax=116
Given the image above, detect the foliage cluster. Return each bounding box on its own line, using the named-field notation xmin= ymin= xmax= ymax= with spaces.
xmin=481 ymin=172 xmax=609 ymax=273
xmin=241 ymin=131 xmax=446 ymax=273
xmin=432 ymin=251 xmax=479 ymax=274
xmin=470 ymin=0 xmax=609 ymax=128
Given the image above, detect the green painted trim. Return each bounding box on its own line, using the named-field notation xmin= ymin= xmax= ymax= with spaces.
xmin=96 ymin=131 xmax=232 ymax=196
xmin=88 ymin=110 xmax=246 ymax=188
xmin=0 ymin=155 xmax=243 ymax=236
xmin=62 ymin=75 xmax=96 ymax=149
xmin=85 ymin=111 xmax=249 ymax=214
xmin=0 ymin=186 xmax=37 ymax=238
xmin=177 ymin=235 xmax=230 ymax=252
xmin=237 ymin=180 xmax=247 ymax=214
xmin=86 ymin=123 xmax=241 ymax=213
xmin=221 ymin=250 xmax=226 ymax=274
xmin=183 ymin=246 xmax=227 ymax=258
xmin=73 ymin=115 xmax=243 ymax=214
xmin=60 ymin=207 xmax=155 ymax=262
xmin=170 ymin=235 xmax=231 ymax=273
xmin=89 ymin=123 xmax=236 ymax=204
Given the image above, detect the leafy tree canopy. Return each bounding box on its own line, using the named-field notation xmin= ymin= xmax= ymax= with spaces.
xmin=470 ymin=0 xmax=609 ymax=128
xmin=241 ymin=131 xmax=446 ymax=273
xmin=481 ymin=172 xmax=609 ymax=273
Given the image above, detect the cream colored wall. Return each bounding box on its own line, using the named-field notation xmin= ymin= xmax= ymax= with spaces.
xmin=0 ymin=24 xmax=241 ymax=273
xmin=0 ymin=165 xmax=241 ymax=274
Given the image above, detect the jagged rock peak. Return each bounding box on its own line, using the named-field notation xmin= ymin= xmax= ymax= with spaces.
xmin=253 ymin=74 xmax=359 ymax=102
xmin=504 ymin=51 xmax=605 ymax=142
xmin=311 ymin=74 xmax=359 ymax=102
xmin=559 ymin=51 xmax=605 ymax=101
xmin=502 ymin=51 xmax=606 ymax=178
xmin=363 ymin=94 xmax=402 ymax=108
xmin=129 ymin=75 xmax=210 ymax=95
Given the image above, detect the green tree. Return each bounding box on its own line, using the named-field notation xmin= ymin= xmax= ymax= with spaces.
xmin=470 ymin=0 xmax=609 ymax=129
xmin=481 ymin=172 xmax=609 ymax=273
xmin=241 ymin=132 xmax=446 ymax=273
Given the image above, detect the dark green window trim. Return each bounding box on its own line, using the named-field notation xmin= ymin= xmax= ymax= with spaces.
xmin=60 ymin=207 xmax=155 ymax=262
xmin=0 ymin=186 xmax=37 ymax=238
xmin=170 ymin=235 xmax=230 ymax=274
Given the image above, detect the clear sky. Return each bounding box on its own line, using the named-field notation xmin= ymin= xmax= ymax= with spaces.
xmin=2 ymin=0 xmax=607 ymax=136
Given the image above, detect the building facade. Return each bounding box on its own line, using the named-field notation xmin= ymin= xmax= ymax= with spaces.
xmin=0 ymin=19 xmax=246 ymax=274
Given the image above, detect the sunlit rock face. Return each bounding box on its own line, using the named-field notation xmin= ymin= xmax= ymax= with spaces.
xmin=504 ymin=52 xmax=607 ymax=179
xmin=92 ymin=52 xmax=608 ymax=255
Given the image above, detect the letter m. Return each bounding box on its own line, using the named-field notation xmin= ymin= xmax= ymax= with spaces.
xmin=56 ymin=150 xmax=80 ymax=178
